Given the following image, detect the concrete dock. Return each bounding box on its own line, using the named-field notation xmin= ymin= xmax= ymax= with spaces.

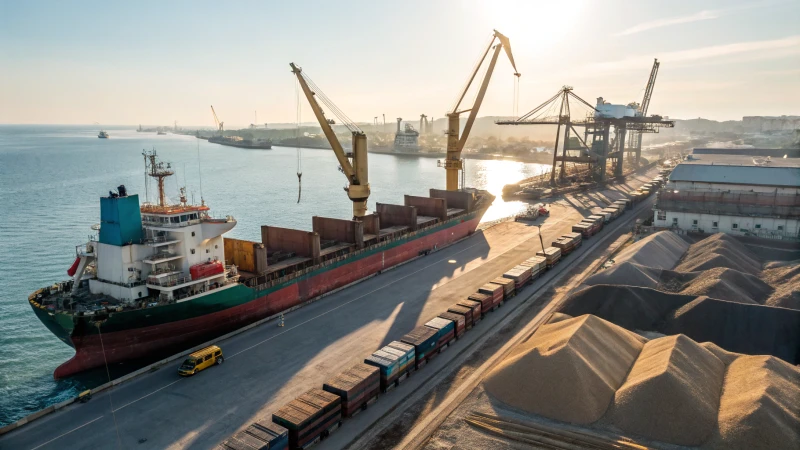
xmin=1 ymin=172 xmax=657 ymax=450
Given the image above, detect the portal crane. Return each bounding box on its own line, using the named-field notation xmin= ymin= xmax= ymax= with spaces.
xmin=210 ymin=105 xmax=224 ymax=136
xmin=444 ymin=29 xmax=519 ymax=191
xmin=290 ymin=62 xmax=370 ymax=219
xmin=631 ymin=59 xmax=660 ymax=164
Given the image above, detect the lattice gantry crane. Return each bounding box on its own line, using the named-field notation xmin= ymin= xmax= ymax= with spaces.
xmin=443 ymin=30 xmax=519 ymax=191
xmin=290 ymin=63 xmax=370 ymax=219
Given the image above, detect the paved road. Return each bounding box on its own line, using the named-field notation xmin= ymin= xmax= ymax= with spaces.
xmin=2 ymin=172 xmax=655 ymax=450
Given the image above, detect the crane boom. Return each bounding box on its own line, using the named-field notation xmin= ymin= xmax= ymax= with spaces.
xmin=290 ymin=62 xmax=370 ymax=218
xmin=445 ymin=30 xmax=519 ymax=191
xmin=640 ymin=58 xmax=660 ymax=116
xmin=210 ymin=105 xmax=223 ymax=135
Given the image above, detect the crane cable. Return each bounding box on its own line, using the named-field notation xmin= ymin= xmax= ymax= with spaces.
xmin=295 ymin=78 xmax=302 ymax=203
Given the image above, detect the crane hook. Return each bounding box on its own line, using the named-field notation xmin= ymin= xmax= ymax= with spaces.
xmin=296 ymin=172 xmax=302 ymax=203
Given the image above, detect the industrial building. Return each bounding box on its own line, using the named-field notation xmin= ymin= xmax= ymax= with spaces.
xmin=653 ymin=152 xmax=800 ymax=239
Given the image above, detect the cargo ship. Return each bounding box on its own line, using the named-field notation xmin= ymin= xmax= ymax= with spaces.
xmin=29 ymin=150 xmax=492 ymax=378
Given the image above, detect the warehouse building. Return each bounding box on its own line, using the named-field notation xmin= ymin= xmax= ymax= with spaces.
xmin=653 ymin=153 xmax=800 ymax=239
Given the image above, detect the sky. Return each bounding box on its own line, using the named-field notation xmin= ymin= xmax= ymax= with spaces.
xmin=1 ymin=0 xmax=798 ymax=126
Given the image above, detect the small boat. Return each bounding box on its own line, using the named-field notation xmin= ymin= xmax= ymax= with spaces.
xmin=157 ymin=131 xmax=166 ymax=135
xmin=98 ymin=130 xmax=109 ymax=139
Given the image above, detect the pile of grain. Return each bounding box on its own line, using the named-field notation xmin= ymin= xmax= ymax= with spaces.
xmin=560 ymin=285 xmax=695 ymax=331
xmin=700 ymin=342 xmax=740 ymax=365
xmin=483 ymin=314 xmax=644 ymax=424
xmin=707 ymin=355 xmax=800 ymax=449
xmin=664 ymin=296 xmax=800 ymax=364
xmin=584 ymin=262 xmax=663 ymax=288
xmin=612 ymin=230 xmax=689 ymax=269
xmin=609 ymin=335 xmax=725 ymax=446
xmin=761 ymin=260 xmax=800 ymax=310
xmin=675 ymin=233 xmax=762 ymax=275
xmin=678 ymin=267 xmax=773 ymax=305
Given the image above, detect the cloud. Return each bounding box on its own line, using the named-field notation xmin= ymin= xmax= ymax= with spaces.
xmin=589 ymin=35 xmax=800 ymax=72
xmin=615 ymin=10 xmax=720 ymax=36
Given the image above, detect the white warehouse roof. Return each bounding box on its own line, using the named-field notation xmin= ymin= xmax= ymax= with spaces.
xmin=670 ymin=154 xmax=800 ymax=188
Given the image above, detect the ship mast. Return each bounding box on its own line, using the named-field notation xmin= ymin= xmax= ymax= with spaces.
xmin=142 ymin=149 xmax=174 ymax=207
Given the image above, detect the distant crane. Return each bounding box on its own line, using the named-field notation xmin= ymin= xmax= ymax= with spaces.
xmin=630 ymin=59 xmax=660 ymax=164
xmin=419 ymin=114 xmax=428 ymax=134
xmin=210 ymin=105 xmax=224 ymax=136
xmin=443 ymin=29 xmax=519 ymax=191
xmin=290 ymin=62 xmax=370 ymax=219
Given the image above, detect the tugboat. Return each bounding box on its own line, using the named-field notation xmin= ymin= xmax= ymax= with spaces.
xmin=98 ymin=130 xmax=109 ymax=139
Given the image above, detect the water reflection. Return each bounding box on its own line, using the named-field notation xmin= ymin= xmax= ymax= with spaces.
xmin=464 ymin=159 xmax=549 ymax=222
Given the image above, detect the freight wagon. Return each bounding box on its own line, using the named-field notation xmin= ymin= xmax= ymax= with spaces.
xmin=323 ymin=363 xmax=380 ymax=418
xmin=218 ymin=420 xmax=288 ymax=450
xmin=521 ymin=255 xmax=547 ymax=279
xmin=468 ymin=292 xmax=495 ymax=313
xmin=478 ymin=283 xmax=504 ymax=307
xmin=489 ymin=276 xmax=515 ymax=299
xmin=457 ymin=299 xmax=482 ymax=324
xmin=401 ymin=326 xmax=439 ymax=369
xmin=364 ymin=341 xmax=415 ymax=392
xmin=425 ymin=317 xmax=456 ymax=353
xmin=587 ymin=215 xmax=605 ymax=229
xmin=437 ymin=312 xmax=466 ymax=339
xmin=503 ymin=265 xmax=532 ymax=289
xmin=572 ymin=222 xmax=593 ymax=238
xmin=613 ymin=199 xmax=630 ymax=211
xmin=272 ymin=388 xmax=342 ymax=450
xmin=447 ymin=304 xmax=474 ymax=330
xmin=536 ymin=247 xmax=562 ymax=268
xmin=552 ymin=232 xmax=582 ymax=256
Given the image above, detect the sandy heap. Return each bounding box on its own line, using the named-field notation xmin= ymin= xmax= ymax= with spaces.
xmin=675 ymin=233 xmax=762 ymax=275
xmin=678 ymin=267 xmax=773 ymax=305
xmin=483 ymin=314 xmax=644 ymax=424
xmin=707 ymin=355 xmax=800 ymax=450
xmin=610 ymin=334 xmax=725 ymax=446
xmin=761 ymin=260 xmax=800 ymax=310
xmin=610 ymin=230 xmax=689 ymax=269
xmin=584 ymin=261 xmax=664 ymax=288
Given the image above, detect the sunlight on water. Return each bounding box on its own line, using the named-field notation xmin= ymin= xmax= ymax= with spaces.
xmin=465 ymin=159 xmax=549 ymax=223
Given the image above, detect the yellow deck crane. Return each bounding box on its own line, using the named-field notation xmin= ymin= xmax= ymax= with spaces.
xmin=210 ymin=105 xmax=224 ymax=136
xmin=444 ymin=30 xmax=519 ymax=191
xmin=290 ymin=62 xmax=370 ymax=219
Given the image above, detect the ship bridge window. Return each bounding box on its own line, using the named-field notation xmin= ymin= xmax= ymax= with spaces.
xmin=190 ymin=213 xmax=198 ymax=220
xmin=170 ymin=216 xmax=180 ymax=224
xmin=181 ymin=215 xmax=188 ymax=222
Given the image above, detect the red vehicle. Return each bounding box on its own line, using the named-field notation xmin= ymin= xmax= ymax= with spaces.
xmin=537 ymin=204 xmax=550 ymax=216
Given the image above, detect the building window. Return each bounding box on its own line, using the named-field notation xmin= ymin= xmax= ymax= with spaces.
xmin=692 ymin=220 xmax=698 ymax=225
xmin=191 ymin=231 xmax=196 ymax=237
xmin=755 ymin=224 xmax=761 ymax=229
xmin=657 ymin=211 xmax=666 ymax=220
xmin=206 ymin=249 xmax=210 ymax=253
xmin=191 ymin=249 xmax=195 ymax=254
xmin=672 ymin=218 xmax=678 ymax=225
xmin=215 ymin=245 xmax=218 ymax=249
xmin=732 ymin=223 xmax=738 ymax=229
xmin=778 ymin=225 xmax=784 ymax=231
xmin=712 ymin=222 xmax=718 ymax=228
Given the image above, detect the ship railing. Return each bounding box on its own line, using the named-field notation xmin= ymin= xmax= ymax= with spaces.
xmin=143 ymin=235 xmax=169 ymax=245
xmin=148 ymin=274 xmax=193 ymax=287
xmin=246 ymin=207 xmax=475 ymax=291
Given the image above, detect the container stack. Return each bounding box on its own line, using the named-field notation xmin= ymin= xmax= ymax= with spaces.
xmin=478 ymin=283 xmax=504 ymax=307
xmin=552 ymin=232 xmax=582 ymax=256
xmin=219 ymin=420 xmax=288 ymax=450
xmin=536 ymin=247 xmax=562 ymax=268
xmin=572 ymin=222 xmax=593 ymax=238
xmin=322 ymin=363 xmax=380 ymax=418
xmin=490 ymin=276 xmax=515 ymax=299
xmin=438 ymin=312 xmax=466 ymax=339
xmin=468 ymin=292 xmax=494 ymax=313
xmin=447 ymin=304 xmax=474 ymax=329
xmin=588 ymin=215 xmax=606 ymax=228
xmin=503 ymin=265 xmax=532 ymax=290
xmin=272 ymin=388 xmax=342 ymax=450
xmin=425 ymin=317 xmax=456 ymax=352
xmin=457 ymin=299 xmax=483 ymax=324
xmin=363 ymin=341 xmax=415 ymax=392
xmin=401 ymin=326 xmax=439 ymax=369
xmin=520 ymin=255 xmax=547 ymax=280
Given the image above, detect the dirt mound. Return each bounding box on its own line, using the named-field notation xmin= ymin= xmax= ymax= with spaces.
xmin=707 ymin=355 xmax=800 ymax=449
xmin=610 ymin=335 xmax=725 ymax=446
xmin=762 ymin=260 xmax=800 ymax=310
xmin=678 ymin=267 xmax=772 ymax=304
xmin=664 ymin=297 xmax=800 ymax=364
xmin=700 ymin=342 xmax=740 ymax=365
xmin=584 ymin=262 xmax=663 ymax=288
xmin=560 ymin=285 xmax=695 ymax=331
xmin=613 ymin=231 xmax=689 ymax=269
xmin=676 ymin=234 xmax=762 ymax=275
xmin=546 ymin=312 xmax=573 ymax=324
xmin=484 ymin=315 xmax=644 ymax=425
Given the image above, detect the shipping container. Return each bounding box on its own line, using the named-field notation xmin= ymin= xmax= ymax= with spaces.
xmin=437 ymin=312 xmax=466 ymax=338
xmin=489 ymin=276 xmax=515 ymax=298
xmin=323 ymin=363 xmax=380 ymax=418
xmin=219 ymin=421 xmax=288 ymax=450
xmin=272 ymin=388 xmax=342 ymax=450
xmin=457 ymin=299 xmax=482 ymax=324
xmin=364 ymin=343 xmax=414 ymax=393
xmin=522 ymin=256 xmax=547 ymax=278
xmin=447 ymin=304 xmax=474 ymax=329
xmin=425 ymin=317 xmax=456 ymax=352
xmin=478 ymin=283 xmax=504 ymax=306
xmin=400 ymin=325 xmax=439 ymax=368
xmin=572 ymin=223 xmax=593 ymax=238
xmin=536 ymin=247 xmax=562 ymax=268
xmin=587 ymin=215 xmax=605 ymax=229
xmin=613 ymin=199 xmax=631 ymax=210
xmin=468 ymin=292 xmax=494 ymax=312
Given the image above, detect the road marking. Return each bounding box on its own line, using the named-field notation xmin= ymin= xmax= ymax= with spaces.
xmin=112 ymin=379 xmax=182 ymax=413
xmin=29 ymin=416 xmax=104 ymax=450
xmin=227 ymin=237 xmax=506 ymax=359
